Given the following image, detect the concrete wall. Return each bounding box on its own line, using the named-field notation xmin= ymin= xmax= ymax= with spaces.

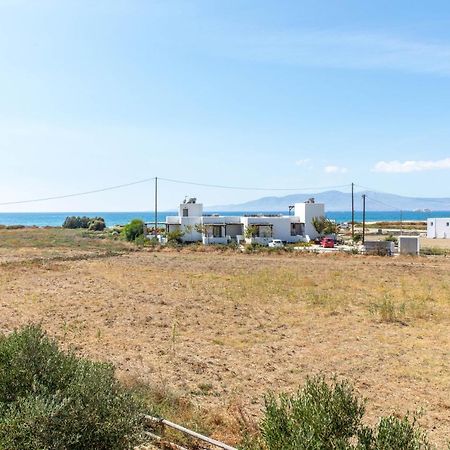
xmin=364 ymin=240 xmax=395 ymax=256
xmin=427 ymin=218 xmax=450 ymax=239
xmin=398 ymin=236 xmax=420 ymax=255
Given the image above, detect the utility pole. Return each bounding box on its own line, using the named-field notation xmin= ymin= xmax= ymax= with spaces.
xmin=362 ymin=194 xmax=366 ymax=244
xmin=400 ymin=209 xmax=403 ymax=235
xmin=154 ymin=177 xmax=158 ymax=236
xmin=351 ymin=182 xmax=355 ymax=240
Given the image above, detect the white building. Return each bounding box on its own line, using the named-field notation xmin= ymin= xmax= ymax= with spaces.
xmin=164 ymin=197 xmax=326 ymax=245
xmin=427 ymin=218 xmax=450 ymax=239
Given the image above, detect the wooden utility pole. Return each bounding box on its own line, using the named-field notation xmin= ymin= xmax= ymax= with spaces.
xmin=362 ymin=194 xmax=366 ymax=244
xmin=154 ymin=177 xmax=158 ymax=235
xmin=351 ymin=182 xmax=355 ymax=240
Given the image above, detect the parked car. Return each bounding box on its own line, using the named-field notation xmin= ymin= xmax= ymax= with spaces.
xmin=268 ymin=239 xmax=284 ymax=248
xmin=321 ymin=237 xmax=335 ymax=248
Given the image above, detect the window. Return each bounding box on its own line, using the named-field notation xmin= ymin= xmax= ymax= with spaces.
xmin=291 ymin=223 xmax=303 ymax=236
xmin=259 ymin=225 xmax=273 ymax=238
xmin=430 ymin=222 xmax=434 ymax=226
xmin=212 ymin=225 xmax=222 ymax=237
xmin=447 ymin=222 xmax=449 ymax=227
xmin=182 ymin=208 xmax=189 ymax=217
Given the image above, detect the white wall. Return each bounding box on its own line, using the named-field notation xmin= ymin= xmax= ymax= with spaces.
xmin=164 ymin=201 xmax=326 ymax=244
xmin=294 ymin=202 xmax=325 ymax=239
xmin=242 ymin=216 xmax=305 ymax=243
xmin=178 ymin=202 xmax=203 ymax=217
xmin=427 ymin=218 xmax=450 ymax=238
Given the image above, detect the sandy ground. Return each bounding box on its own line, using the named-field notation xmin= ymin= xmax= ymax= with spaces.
xmin=0 ymin=239 xmax=449 ymax=446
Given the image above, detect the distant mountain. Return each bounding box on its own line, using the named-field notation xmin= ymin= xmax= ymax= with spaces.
xmin=207 ymin=190 xmax=450 ymax=212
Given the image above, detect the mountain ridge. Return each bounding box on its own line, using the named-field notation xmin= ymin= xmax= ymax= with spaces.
xmin=207 ymin=190 xmax=450 ymax=212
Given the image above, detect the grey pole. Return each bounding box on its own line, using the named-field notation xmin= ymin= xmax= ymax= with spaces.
xmin=351 ymin=182 xmax=355 ymax=240
xmin=154 ymin=177 xmax=158 ymax=235
xmin=362 ymin=194 xmax=366 ymax=244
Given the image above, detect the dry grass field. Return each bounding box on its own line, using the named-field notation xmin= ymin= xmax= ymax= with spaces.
xmin=0 ymin=228 xmax=449 ymax=447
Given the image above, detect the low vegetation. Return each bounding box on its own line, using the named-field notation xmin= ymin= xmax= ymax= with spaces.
xmin=243 ymin=375 xmax=431 ymax=449
xmin=366 ymin=221 xmax=427 ymax=230
xmin=0 ymin=325 xmax=144 ymax=449
xmin=62 ymin=216 xmax=106 ymax=231
xmin=312 ymin=216 xmax=338 ymax=236
xmin=122 ymin=219 xmax=145 ymax=242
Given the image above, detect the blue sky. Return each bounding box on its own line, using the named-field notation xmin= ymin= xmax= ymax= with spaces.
xmin=1 ymin=0 xmax=450 ymax=211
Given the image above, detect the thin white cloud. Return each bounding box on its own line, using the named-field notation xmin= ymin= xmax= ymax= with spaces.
xmin=373 ymin=158 xmax=450 ymax=173
xmin=295 ymin=158 xmax=311 ymax=167
xmin=227 ymin=29 xmax=450 ymax=76
xmin=324 ymin=165 xmax=348 ymax=174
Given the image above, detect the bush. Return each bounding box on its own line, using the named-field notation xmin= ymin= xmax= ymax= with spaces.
xmin=63 ymin=216 xmax=105 ymax=230
xmin=384 ymin=234 xmax=398 ymax=244
xmin=0 ymin=325 xmax=144 ymax=449
xmin=312 ymin=216 xmax=337 ymax=236
xmin=88 ymin=218 xmax=106 ymax=231
xmin=372 ymin=415 xmax=430 ymax=449
xmin=258 ymin=375 xmax=365 ymax=449
xmin=122 ymin=219 xmax=145 ymax=242
xmin=243 ymin=375 xmax=431 ymax=450
xmin=165 ymin=229 xmax=184 ymax=245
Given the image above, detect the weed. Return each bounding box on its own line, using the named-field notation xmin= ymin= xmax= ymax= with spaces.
xmin=370 ymin=295 xmax=406 ymax=323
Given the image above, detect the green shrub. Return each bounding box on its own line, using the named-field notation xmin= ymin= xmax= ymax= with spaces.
xmin=63 ymin=216 xmax=105 ymax=230
xmin=372 ymin=415 xmax=430 ymax=449
xmin=0 ymin=325 xmax=144 ymax=449
xmin=122 ymin=219 xmax=145 ymax=242
xmin=258 ymin=375 xmax=365 ymax=450
xmin=243 ymin=375 xmax=431 ymax=450
xmin=166 ymin=229 xmax=184 ymax=245
xmin=88 ymin=218 xmax=106 ymax=231
xmin=312 ymin=216 xmax=337 ymax=236
xmin=384 ymin=234 xmax=398 ymax=244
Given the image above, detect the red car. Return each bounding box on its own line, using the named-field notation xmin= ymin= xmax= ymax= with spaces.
xmin=321 ymin=237 xmax=335 ymax=248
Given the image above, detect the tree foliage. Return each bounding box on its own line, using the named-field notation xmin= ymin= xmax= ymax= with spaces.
xmin=312 ymin=216 xmax=337 ymax=236
xmin=62 ymin=216 xmax=105 ymax=231
xmin=122 ymin=219 xmax=145 ymax=242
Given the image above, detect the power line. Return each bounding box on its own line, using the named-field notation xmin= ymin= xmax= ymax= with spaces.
xmin=354 ymin=183 xmax=403 ymax=211
xmin=0 ymin=177 xmax=156 ymax=206
xmin=159 ymin=177 xmax=351 ymax=192
xmin=0 ymin=177 xmax=352 ymax=206
xmin=364 ymin=195 xmax=401 ymax=211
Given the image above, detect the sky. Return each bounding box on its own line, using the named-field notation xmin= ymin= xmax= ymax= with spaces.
xmin=1 ymin=0 xmax=450 ymax=211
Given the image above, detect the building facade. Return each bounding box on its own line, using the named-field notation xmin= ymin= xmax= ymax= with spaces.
xmin=163 ymin=198 xmax=325 ymax=245
xmin=427 ymin=218 xmax=450 ymax=239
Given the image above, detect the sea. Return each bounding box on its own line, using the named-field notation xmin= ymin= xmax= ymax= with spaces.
xmin=0 ymin=210 xmax=449 ymax=228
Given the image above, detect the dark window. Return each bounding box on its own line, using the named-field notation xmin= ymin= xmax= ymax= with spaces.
xmin=182 ymin=208 xmax=189 ymax=217
xmin=212 ymin=225 xmax=222 ymax=237
xmin=291 ymin=223 xmax=303 ymax=236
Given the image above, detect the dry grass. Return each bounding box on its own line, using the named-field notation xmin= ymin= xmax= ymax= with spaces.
xmin=0 ymin=229 xmax=449 ymax=446
xmin=0 ymin=227 xmax=133 ymax=264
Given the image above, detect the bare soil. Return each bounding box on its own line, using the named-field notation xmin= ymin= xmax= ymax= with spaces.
xmin=0 ymin=229 xmax=449 ymax=446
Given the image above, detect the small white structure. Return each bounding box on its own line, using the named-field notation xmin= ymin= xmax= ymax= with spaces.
xmin=398 ymin=236 xmax=420 ymax=255
xmin=164 ymin=197 xmax=325 ymax=245
xmin=427 ymin=218 xmax=450 ymax=239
